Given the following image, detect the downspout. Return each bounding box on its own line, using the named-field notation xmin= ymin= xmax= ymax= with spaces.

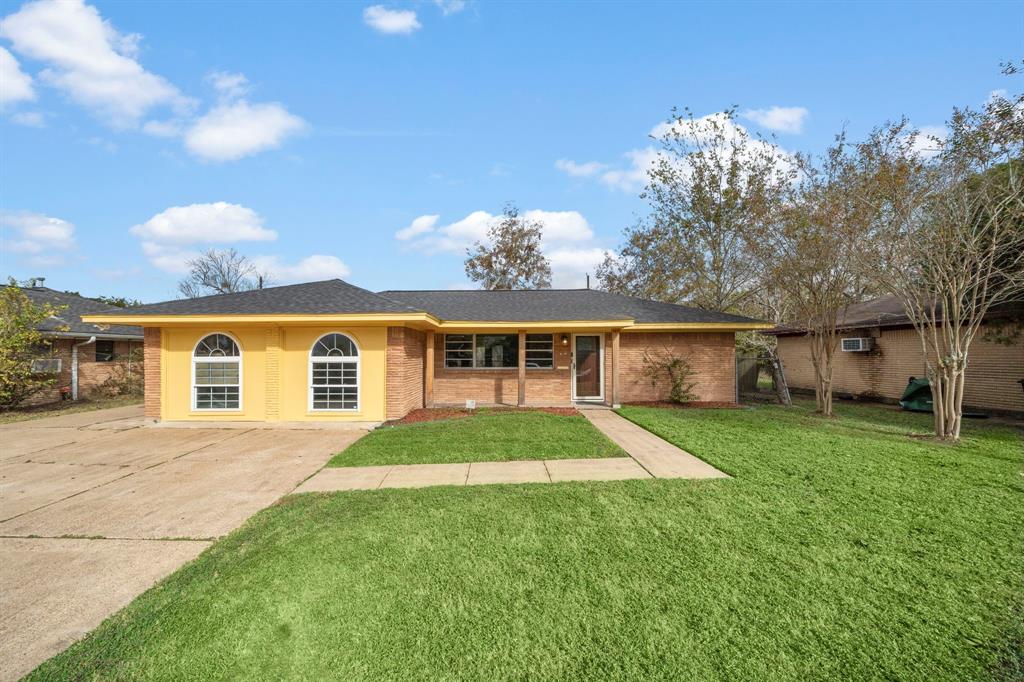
xmin=72 ymin=336 xmax=96 ymax=401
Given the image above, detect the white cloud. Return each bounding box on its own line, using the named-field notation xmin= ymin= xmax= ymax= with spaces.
xmin=0 ymin=46 xmax=34 ymax=105
xmin=141 ymin=119 xmax=181 ymax=137
xmin=434 ymin=0 xmax=466 ymax=15
xmin=547 ymin=247 xmax=611 ymax=288
xmin=139 ymin=240 xmax=198 ymax=274
xmin=0 ymin=0 xmax=190 ymax=127
xmin=130 ymin=202 xmax=278 ymax=245
xmin=396 ymin=208 xmax=603 ymax=286
xmin=363 ymin=5 xmax=421 ymax=34
xmin=184 ymin=100 xmax=305 ymax=161
xmin=251 ymin=254 xmax=351 ymax=282
xmin=906 ymin=125 xmax=947 ymax=160
xmin=11 ymin=110 xmax=44 ymax=126
xmin=1 ymin=210 xmax=76 ymax=266
xmin=207 ymin=70 xmax=249 ymax=99
xmin=396 ymin=214 xmax=439 ymax=240
xmin=741 ymin=106 xmax=809 ymax=134
xmin=554 ymin=158 xmax=606 ymax=178
xmin=598 ymin=147 xmax=659 ymax=192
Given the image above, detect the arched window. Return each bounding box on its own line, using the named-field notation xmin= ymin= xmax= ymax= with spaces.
xmin=310 ymin=333 xmax=359 ymax=411
xmin=193 ymin=333 xmax=241 ymax=410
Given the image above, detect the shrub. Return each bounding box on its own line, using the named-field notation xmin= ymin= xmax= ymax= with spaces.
xmin=641 ymin=349 xmax=699 ymax=403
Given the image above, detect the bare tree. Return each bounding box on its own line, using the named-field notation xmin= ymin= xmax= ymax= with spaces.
xmin=598 ymin=108 xmax=790 ymax=312
xmin=178 ymin=249 xmax=270 ymax=298
xmin=748 ymin=134 xmax=876 ymax=416
xmin=859 ymin=93 xmax=1024 ymax=440
xmin=465 ymin=204 xmax=552 ymax=289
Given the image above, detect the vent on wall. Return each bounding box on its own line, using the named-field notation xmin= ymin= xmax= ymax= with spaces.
xmin=841 ymin=337 xmax=874 ymax=352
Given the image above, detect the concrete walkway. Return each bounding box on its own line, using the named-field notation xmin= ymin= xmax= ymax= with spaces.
xmin=296 ymin=457 xmax=652 ymax=492
xmin=580 ymin=409 xmax=729 ymax=479
xmin=297 ymin=408 xmax=727 ymax=493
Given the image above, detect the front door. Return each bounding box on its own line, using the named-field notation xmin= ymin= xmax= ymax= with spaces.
xmin=573 ymin=335 xmax=602 ymax=400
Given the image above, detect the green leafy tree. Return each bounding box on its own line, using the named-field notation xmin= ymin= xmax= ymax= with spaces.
xmin=465 ymin=204 xmax=552 ymax=290
xmin=0 ymin=284 xmax=65 ymax=409
xmin=597 ymin=107 xmax=790 ymax=312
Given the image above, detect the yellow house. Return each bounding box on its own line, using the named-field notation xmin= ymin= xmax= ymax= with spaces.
xmin=82 ymin=279 xmax=769 ymax=423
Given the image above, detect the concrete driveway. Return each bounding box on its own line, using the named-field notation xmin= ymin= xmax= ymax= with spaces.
xmin=0 ymin=405 xmax=367 ymax=681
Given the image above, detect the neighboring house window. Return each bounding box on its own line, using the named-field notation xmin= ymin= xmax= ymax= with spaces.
xmin=310 ymin=333 xmax=359 ymax=411
xmin=525 ymin=334 xmax=554 ymax=368
xmin=192 ymin=333 xmax=241 ymax=410
xmin=444 ymin=334 xmax=553 ymax=369
xmin=94 ymin=340 xmax=115 ymax=362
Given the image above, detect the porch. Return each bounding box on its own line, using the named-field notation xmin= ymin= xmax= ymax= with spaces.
xmin=423 ymin=329 xmax=624 ymax=409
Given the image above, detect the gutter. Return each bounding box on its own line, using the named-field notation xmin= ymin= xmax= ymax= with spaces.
xmin=71 ymin=336 xmax=96 ymax=401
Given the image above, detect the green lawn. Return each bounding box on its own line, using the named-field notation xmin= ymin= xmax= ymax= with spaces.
xmin=29 ymin=401 xmax=1024 ymax=681
xmin=328 ymin=409 xmax=626 ymax=467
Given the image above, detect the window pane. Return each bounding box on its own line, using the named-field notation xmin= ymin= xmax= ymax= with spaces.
xmin=312 ymin=334 xmax=358 ymax=357
xmin=195 ymin=362 xmax=239 ymax=385
xmin=525 ymin=334 xmax=553 ymax=368
xmin=94 ymin=340 xmax=115 ymax=362
xmin=195 ymin=334 xmax=239 ymax=357
xmin=475 ymin=334 xmax=518 ymax=368
xmin=195 ymin=386 xmax=239 ymax=409
xmin=311 ymin=360 xmax=358 ymax=410
xmin=444 ymin=334 xmax=474 ymax=368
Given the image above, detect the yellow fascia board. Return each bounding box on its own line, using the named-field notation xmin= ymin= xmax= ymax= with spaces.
xmin=80 ymin=312 xmax=441 ymax=327
xmin=436 ymin=319 xmax=635 ymax=331
xmin=624 ymin=322 xmax=773 ymax=332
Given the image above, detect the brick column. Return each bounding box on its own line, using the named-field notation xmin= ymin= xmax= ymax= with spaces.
xmin=424 ymin=330 xmax=435 ymax=407
xmin=611 ymin=329 xmax=620 ymax=407
xmin=517 ymin=330 xmax=526 ymax=406
xmin=143 ymin=327 xmax=162 ymax=419
xmin=265 ymin=326 xmax=281 ymax=421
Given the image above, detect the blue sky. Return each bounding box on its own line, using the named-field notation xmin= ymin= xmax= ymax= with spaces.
xmin=0 ymin=0 xmax=1019 ymax=302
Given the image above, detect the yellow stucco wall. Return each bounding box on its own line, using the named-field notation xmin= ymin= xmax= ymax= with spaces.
xmin=161 ymin=326 xmax=387 ymax=422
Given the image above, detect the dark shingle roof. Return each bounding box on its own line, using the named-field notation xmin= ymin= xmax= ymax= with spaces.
xmin=763 ymin=294 xmax=1024 ymax=335
xmin=11 ymin=287 xmax=143 ymax=337
xmin=89 ymin=278 xmax=764 ymax=325
xmin=378 ymin=288 xmax=761 ymax=324
xmin=93 ymin=279 xmax=421 ymax=316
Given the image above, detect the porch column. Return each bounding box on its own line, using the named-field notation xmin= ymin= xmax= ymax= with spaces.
xmin=611 ymin=329 xmax=621 ymax=407
xmin=517 ymin=330 xmax=526 ymax=406
xmin=424 ymin=330 xmax=435 ymax=408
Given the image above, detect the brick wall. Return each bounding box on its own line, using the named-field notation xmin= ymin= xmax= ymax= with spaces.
xmin=24 ymin=337 xmax=143 ymax=407
xmin=431 ymin=332 xmax=574 ymax=406
xmin=776 ymin=323 xmax=1024 ymax=414
xmin=385 ymin=327 xmax=426 ymax=419
xmin=617 ymin=332 xmax=737 ymax=403
xmin=144 ymin=328 xmax=161 ymax=418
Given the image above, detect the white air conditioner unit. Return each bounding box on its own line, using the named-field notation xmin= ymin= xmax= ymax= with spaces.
xmin=31 ymin=358 xmax=62 ymax=373
xmin=841 ymin=337 xmax=874 ymax=352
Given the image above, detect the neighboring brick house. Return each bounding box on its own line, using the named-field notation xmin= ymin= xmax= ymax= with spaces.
xmin=81 ymin=279 xmax=768 ymax=423
xmin=12 ymin=286 xmax=144 ymax=406
xmin=766 ymin=295 xmax=1024 ymax=416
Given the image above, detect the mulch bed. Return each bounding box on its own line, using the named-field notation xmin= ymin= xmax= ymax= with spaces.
xmin=392 ymin=406 xmax=580 ymax=425
xmin=624 ymin=401 xmax=743 ymax=409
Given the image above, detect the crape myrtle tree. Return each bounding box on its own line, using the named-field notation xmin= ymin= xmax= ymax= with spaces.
xmin=858 ymin=90 xmax=1024 ymax=441
xmin=465 ymin=204 xmax=552 ymax=289
xmin=597 ymin=108 xmax=788 ymax=314
xmin=747 ymin=134 xmax=877 ymax=417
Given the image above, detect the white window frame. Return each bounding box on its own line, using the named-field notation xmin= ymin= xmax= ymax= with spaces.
xmin=308 ymin=332 xmax=361 ymax=412
xmin=191 ymin=332 xmax=243 ymax=412
xmin=443 ymin=333 xmax=554 ymax=370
